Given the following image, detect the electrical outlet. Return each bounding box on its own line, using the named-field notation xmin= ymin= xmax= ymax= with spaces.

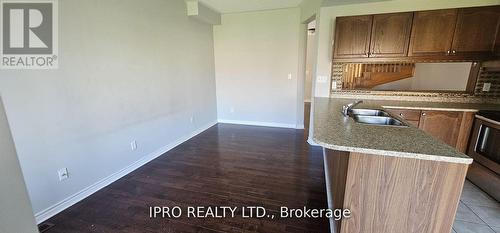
xmin=287 ymin=73 xmax=292 ymax=80
xmin=190 ymin=116 xmax=194 ymax=123
xmin=131 ymin=140 xmax=137 ymax=151
xmin=483 ymin=83 xmax=491 ymax=92
xmin=331 ymin=81 xmax=338 ymax=90
xmin=58 ymin=168 xmax=69 ymax=181
xmin=230 ymin=107 xmax=235 ymax=113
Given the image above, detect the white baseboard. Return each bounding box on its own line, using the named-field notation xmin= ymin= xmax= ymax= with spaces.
xmin=307 ymin=137 xmax=319 ymax=146
xmin=218 ymin=119 xmax=298 ymax=129
xmin=34 ymin=121 xmax=217 ymax=224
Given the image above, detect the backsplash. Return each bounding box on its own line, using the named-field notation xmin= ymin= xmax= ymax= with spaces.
xmin=474 ymin=64 xmax=500 ymax=99
xmin=331 ymin=62 xmax=500 ymax=103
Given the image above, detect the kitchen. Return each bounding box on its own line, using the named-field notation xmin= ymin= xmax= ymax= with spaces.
xmin=0 ymin=1 xmax=499 ymax=233
xmin=314 ymin=4 xmax=500 ymax=233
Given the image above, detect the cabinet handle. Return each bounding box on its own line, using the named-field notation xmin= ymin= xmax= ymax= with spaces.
xmin=452 ymin=50 xmax=457 ymax=55
xmin=422 ymin=112 xmax=426 ymax=116
xmin=399 ymin=113 xmax=404 ymax=117
xmin=446 ymin=50 xmax=451 ymax=55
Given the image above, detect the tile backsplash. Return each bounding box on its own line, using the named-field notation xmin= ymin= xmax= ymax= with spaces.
xmin=331 ymin=62 xmax=500 ymax=103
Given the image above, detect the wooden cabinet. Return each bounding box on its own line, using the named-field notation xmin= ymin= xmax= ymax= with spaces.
xmin=370 ymin=12 xmax=413 ymax=58
xmin=419 ymin=111 xmax=464 ymax=147
xmin=418 ymin=111 xmax=475 ymax=153
xmin=385 ymin=108 xmax=475 ymax=153
xmin=451 ymin=6 xmax=500 ymax=57
xmin=385 ymin=108 xmax=421 ymax=127
xmin=334 ymin=13 xmax=413 ymax=59
xmin=333 ymin=5 xmax=500 ymax=61
xmin=333 ymin=16 xmax=373 ymax=58
xmin=408 ymin=9 xmax=458 ymax=57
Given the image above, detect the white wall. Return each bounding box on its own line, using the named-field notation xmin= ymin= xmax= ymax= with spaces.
xmin=374 ymin=62 xmax=472 ymax=91
xmin=0 ymin=0 xmax=217 ymax=221
xmin=314 ymin=0 xmax=500 ymax=97
xmin=299 ymin=0 xmax=322 ymax=22
xmin=412 ymin=63 xmax=471 ymax=91
xmin=214 ymin=8 xmax=302 ymax=128
xmin=0 ymin=97 xmax=38 ymax=233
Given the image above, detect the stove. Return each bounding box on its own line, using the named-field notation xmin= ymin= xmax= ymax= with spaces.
xmin=467 ymin=110 xmax=500 ymax=202
xmin=477 ymin=110 xmax=500 ymax=123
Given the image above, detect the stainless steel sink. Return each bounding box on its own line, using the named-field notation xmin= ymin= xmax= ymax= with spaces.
xmin=349 ymin=109 xmax=391 ymax=117
xmin=352 ymin=115 xmax=408 ymax=127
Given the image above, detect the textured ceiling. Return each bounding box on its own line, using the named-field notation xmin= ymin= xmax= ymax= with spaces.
xmin=198 ymin=0 xmax=303 ymax=13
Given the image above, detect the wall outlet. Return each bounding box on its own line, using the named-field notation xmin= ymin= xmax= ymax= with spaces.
xmin=58 ymin=168 xmax=69 ymax=181
xmin=287 ymin=73 xmax=292 ymax=80
xmin=483 ymin=83 xmax=491 ymax=92
xmin=230 ymin=107 xmax=235 ymax=113
xmin=130 ymin=140 xmax=137 ymax=151
xmin=190 ymin=116 xmax=194 ymax=123
xmin=317 ymin=75 xmax=328 ymax=83
xmin=331 ymin=81 xmax=337 ymax=90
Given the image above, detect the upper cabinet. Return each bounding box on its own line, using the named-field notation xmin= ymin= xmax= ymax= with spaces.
xmin=451 ymin=6 xmax=500 ymax=57
xmin=333 ymin=13 xmax=413 ymax=59
xmin=408 ymin=9 xmax=458 ymax=57
xmin=333 ymin=15 xmax=373 ymax=58
xmin=370 ymin=12 xmax=413 ymax=58
xmin=333 ymin=5 xmax=500 ymax=62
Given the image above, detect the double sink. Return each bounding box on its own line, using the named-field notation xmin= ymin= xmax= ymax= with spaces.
xmin=349 ymin=109 xmax=408 ymax=127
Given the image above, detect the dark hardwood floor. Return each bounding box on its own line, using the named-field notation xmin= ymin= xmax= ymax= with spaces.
xmin=42 ymin=123 xmax=329 ymax=233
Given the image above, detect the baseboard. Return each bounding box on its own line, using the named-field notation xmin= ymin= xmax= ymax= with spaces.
xmin=218 ymin=119 xmax=298 ymax=129
xmin=307 ymin=137 xmax=319 ymax=146
xmin=34 ymin=121 xmax=217 ymax=224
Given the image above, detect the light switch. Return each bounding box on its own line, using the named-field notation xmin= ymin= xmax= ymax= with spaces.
xmin=483 ymin=83 xmax=491 ymax=92
xmin=131 ymin=140 xmax=137 ymax=151
xmin=58 ymin=168 xmax=69 ymax=181
xmin=287 ymin=73 xmax=292 ymax=80
xmin=317 ymin=76 xmax=328 ymax=83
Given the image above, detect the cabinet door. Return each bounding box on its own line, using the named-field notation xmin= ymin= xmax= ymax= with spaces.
xmin=451 ymin=6 xmax=500 ymax=57
xmin=370 ymin=12 xmax=413 ymax=58
xmin=419 ymin=111 xmax=463 ymax=147
xmin=333 ymin=15 xmax=373 ymax=59
xmin=385 ymin=108 xmax=421 ymax=127
xmin=408 ymin=9 xmax=458 ymax=57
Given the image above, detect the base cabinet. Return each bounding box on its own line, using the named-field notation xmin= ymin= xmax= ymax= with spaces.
xmin=385 ymin=109 xmax=475 ymax=153
xmin=323 ymin=149 xmax=468 ymax=233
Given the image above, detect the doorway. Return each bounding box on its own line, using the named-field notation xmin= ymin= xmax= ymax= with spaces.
xmin=304 ymin=20 xmax=316 ymax=138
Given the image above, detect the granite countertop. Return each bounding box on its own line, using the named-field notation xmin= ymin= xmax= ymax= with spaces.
xmin=312 ymin=98 xmax=500 ymax=164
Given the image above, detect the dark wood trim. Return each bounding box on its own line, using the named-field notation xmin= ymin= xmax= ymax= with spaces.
xmin=466 ymin=62 xmax=482 ymax=94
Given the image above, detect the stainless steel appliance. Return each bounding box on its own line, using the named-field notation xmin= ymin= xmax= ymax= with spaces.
xmin=467 ymin=111 xmax=500 ymax=201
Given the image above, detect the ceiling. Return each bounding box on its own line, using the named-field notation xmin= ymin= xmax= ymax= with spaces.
xmin=198 ymin=0 xmax=303 ymax=13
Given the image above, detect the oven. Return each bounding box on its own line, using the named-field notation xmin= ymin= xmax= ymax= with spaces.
xmin=467 ymin=111 xmax=500 ymax=201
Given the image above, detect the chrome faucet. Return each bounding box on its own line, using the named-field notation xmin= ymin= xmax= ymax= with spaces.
xmin=342 ymin=100 xmax=363 ymax=116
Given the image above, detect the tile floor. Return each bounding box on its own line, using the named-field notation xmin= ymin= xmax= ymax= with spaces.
xmin=453 ymin=180 xmax=500 ymax=233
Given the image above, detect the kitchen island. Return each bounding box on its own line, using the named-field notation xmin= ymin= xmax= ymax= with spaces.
xmin=313 ymin=97 xmax=490 ymax=233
